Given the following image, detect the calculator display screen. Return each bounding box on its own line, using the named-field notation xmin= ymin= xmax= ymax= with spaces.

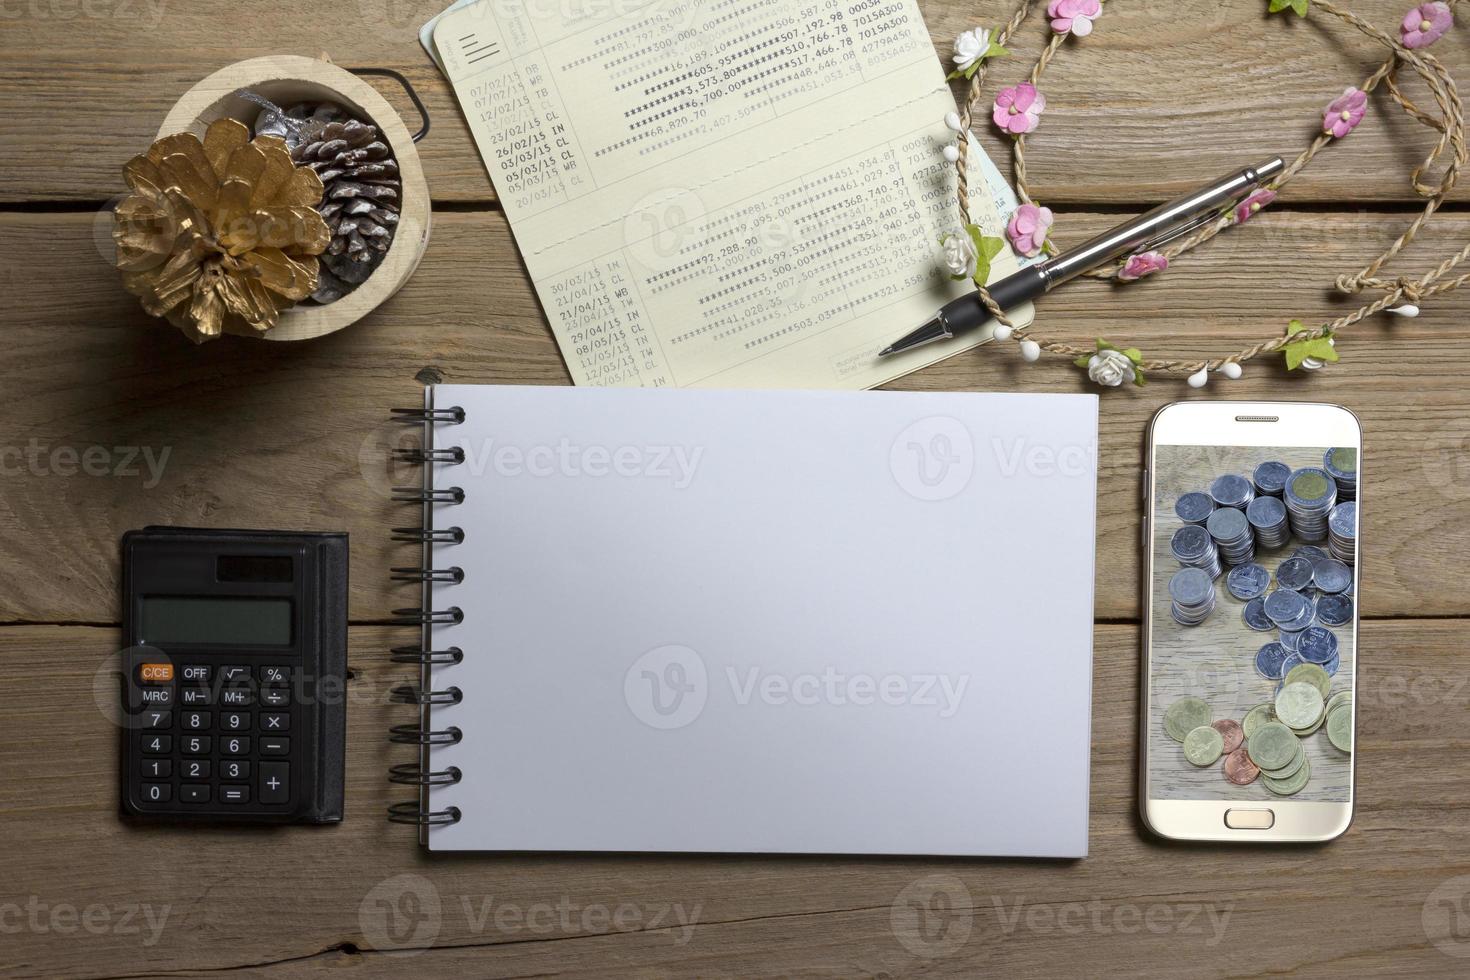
xmin=141 ymin=597 xmax=293 ymax=647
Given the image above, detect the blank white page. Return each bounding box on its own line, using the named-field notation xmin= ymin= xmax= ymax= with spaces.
xmin=422 ymin=384 xmax=1097 ymax=857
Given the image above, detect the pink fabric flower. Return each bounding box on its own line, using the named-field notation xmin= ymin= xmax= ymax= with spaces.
xmin=1048 ymin=0 xmax=1102 ymax=36
xmin=993 ymin=83 xmax=1046 ymax=135
xmin=1118 ymin=251 xmax=1168 ymax=281
xmin=1401 ymin=2 xmax=1452 ymax=48
xmin=1323 ymin=87 xmax=1368 ymax=138
xmin=1007 ymin=203 xmax=1054 ymax=257
xmin=1235 ymin=189 xmax=1276 ymax=224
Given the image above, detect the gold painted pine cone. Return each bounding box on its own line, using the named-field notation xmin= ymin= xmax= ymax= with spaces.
xmin=113 ymin=118 xmax=329 ymax=342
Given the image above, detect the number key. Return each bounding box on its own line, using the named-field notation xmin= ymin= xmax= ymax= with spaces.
xmin=181 ymin=735 xmax=211 ymax=756
xmin=140 ymin=709 xmax=171 ymax=730
xmin=180 ymin=759 xmax=210 ymax=780
xmin=220 ymin=736 xmax=251 ymax=756
xmin=141 ymin=758 xmax=171 ymax=779
xmin=142 ymin=734 xmax=171 ymax=755
xmin=221 ymin=712 xmax=250 ymax=731
xmin=182 ymin=711 xmax=210 ymax=731
xmin=141 ymin=783 xmax=171 ymax=803
xmin=220 ymin=760 xmax=250 ymax=782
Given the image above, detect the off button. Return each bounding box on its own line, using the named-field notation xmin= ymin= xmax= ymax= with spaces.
xmin=1224 ymin=808 xmax=1275 ymax=830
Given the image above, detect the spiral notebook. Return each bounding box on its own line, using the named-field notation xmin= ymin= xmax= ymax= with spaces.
xmin=389 ymin=384 xmax=1098 ymax=857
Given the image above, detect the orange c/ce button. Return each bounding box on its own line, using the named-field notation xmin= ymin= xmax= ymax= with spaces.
xmin=138 ymin=663 xmax=175 ymax=684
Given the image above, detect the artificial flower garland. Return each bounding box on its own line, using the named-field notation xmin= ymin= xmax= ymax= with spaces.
xmin=943 ymin=0 xmax=1467 ymax=387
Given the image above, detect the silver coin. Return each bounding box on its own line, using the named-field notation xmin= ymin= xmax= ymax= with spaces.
xmin=1175 ymin=492 xmax=1216 ymax=525
xmin=1313 ymin=558 xmax=1353 ymax=594
xmin=1264 ymin=589 xmax=1313 ymax=631
xmin=1275 ymin=556 xmax=1314 ymax=591
xmin=1328 ymin=501 xmax=1357 ymax=539
xmin=1169 ymin=567 xmax=1214 ymax=606
xmin=1278 ymin=627 xmax=1304 ymax=653
xmin=1316 ymin=592 xmax=1353 ymax=626
xmin=1171 ymin=524 xmax=1213 ymax=561
xmin=1227 ymin=562 xmax=1271 ymax=600
xmin=1242 ymin=596 xmax=1274 ymax=631
xmin=1211 ymin=473 xmax=1255 ymax=509
xmin=1255 ymin=641 xmax=1289 ymax=680
xmin=1297 ymin=625 xmax=1339 ymax=665
xmin=1253 ymin=461 xmax=1291 ymax=496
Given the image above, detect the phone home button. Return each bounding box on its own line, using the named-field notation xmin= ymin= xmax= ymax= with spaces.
xmin=1224 ymin=808 xmax=1275 ymax=830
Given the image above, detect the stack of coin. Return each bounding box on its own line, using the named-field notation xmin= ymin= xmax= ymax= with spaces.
xmin=1171 ymin=524 xmax=1223 ymax=579
xmin=1325 ymin=692 xmax=1352 ymax=753
xmin=1210 ymin=473 xmax=1255 ymax=511
xmin=1246 ymin=720 xmax=1311 ymax=796
xmin=1323 ymin=447 xmax=1358 ymax=501
xmin=1245 ymin=495 xmax=1291 ymax=549
xmin=1252 ymin=461 xmax=1291 ymax=497
xmin=1175 ymin=491 xmax=1215 ymax=526
xmin=1328 ymin=501 xmax=1356 ymax=564
xmin=1283 ymin=467 xmax=1337 ymax=542
xmin=1169 ymin=567 xmax=1217 ymax=626
xmin=1206 ymin=506 xmax=1255 ymax=566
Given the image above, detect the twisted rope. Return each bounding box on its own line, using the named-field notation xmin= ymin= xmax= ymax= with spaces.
xmin=950 ymin=0 xmax=1469 ymax=378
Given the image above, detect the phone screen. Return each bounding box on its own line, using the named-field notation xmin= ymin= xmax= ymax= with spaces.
xmin=1147 ymin=444 xmax=1357 ymax=802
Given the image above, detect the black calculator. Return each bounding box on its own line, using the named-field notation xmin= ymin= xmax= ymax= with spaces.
xmin=121 ymin=528 xmax=347 ymax=823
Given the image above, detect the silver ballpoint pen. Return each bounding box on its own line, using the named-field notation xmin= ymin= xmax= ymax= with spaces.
xmin=879 ymin=157 xmax=1286 ymax=357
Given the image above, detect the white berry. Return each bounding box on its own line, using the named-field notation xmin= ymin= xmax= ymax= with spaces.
xmin=993 ymin=323 xmax=1013 ymax=341
xmin=1220 ymin=362 xmax=1243 ymax=380
xmin=1187 ymin=368 xmax=1209 ymax=388
xmin=942 ymin=145 xmax=960 ymax=163
xmin=1386 ymin=303 xmax=1420 ymax=317
xmin=1019 ymin=340 xmax=1041 ymax=362
xmin=944 ymin=111 xmax=963 ymax=133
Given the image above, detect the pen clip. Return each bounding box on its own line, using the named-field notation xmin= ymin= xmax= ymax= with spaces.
xmin=1138 ymin=208 xmax=1227 ymax=254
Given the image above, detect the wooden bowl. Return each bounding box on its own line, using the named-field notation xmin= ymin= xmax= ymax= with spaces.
xmin=157 ymin=55 xmax=431 ymax=341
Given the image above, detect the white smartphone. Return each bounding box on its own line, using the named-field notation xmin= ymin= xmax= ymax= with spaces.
xmin=1141 ymin=401 xmax=1360 ymax=842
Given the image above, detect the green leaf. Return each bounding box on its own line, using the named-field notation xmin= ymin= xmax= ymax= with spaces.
xmin=985 ymin=41 xmax=1010 ymax=60
xmin=1283 ymin=325 xmax=1338 ymax=370
xmin=966 ymin=226 xmax=1005 ymax=287
xmin=1133 ymin=367 xmax=1148 ymax=387
xmin=1074 ymin=355 xmax=1092 ymax=369
xmin=1268 ymin=0 xmax=1309 ymax=15
xmin=1095 ymin=337 xmax=1115 ymax=351
xmin=1122 ymin=348 xmax=1143 ymax=364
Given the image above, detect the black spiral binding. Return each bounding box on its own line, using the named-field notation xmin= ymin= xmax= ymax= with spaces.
xmin=387 ymin=390 xmax=466 ymax=832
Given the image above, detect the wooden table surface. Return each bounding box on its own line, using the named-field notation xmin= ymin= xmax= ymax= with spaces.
xmin=4 ymin=0 xmax=1470 ymax=976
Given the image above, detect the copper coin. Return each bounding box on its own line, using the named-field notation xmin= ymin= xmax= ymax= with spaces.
xmin=1211 ymin=719 xmax=1245 ymax=754
xmin=1223 ymin=747 xmax=1260 ymax=785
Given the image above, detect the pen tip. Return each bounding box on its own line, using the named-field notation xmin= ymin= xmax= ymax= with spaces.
xmin=877 ymin=346 xmax=896 ymax=358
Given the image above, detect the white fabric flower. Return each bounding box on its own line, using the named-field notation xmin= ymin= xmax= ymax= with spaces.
xmin=940 ymin=231 xmax=978 ymax=279
xmin=1087 ymin=348 xmax=1136 ymax=387
xmin=953 ymin=28 xmax=993 ymax=72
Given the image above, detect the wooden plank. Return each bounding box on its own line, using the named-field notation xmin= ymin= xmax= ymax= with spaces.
xmin=1 ymin=208 xmax=1468 ymax=623
xmin=0 ymin=621 xmax=1465 ymax=977
xmin=2 ymin=0 xmax=1468 ymax=205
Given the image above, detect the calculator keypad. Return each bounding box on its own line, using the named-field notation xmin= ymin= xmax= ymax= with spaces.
xmin=127 ymin=661 xmax=295 ymax=816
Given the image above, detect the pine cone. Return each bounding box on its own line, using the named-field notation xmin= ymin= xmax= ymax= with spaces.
xmin=113 ymin=119 xmax=328 ymax=342
xmin=289 ymin=114 xmax=402 ymax=301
